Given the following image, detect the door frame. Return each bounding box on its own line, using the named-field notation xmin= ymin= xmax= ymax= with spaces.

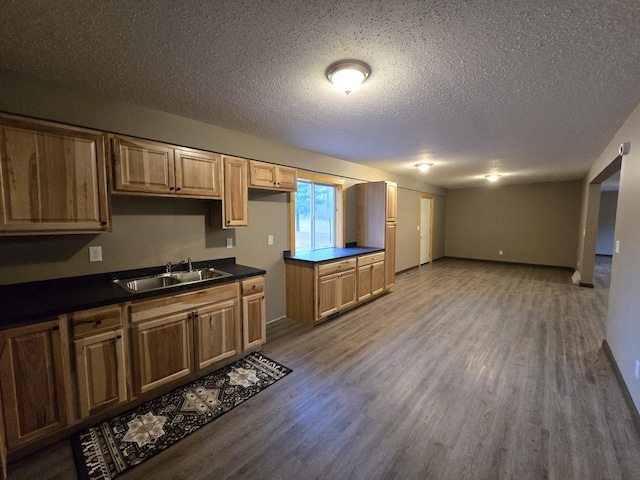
xmin=419 ymin=194 xmax=434 ymax=266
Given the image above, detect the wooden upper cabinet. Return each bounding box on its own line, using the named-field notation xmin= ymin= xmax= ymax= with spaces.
xmin=112 ymin=136 xmax=175 ymax=194
xmin=174 ymin=148 xmax=222 ymax=198
xmin=112 ymin=136 xmax=222 ymax=199
xmin=0 ymin=319 xmax=69 ymax=450
xmin=0 ymin=114 xmax=110 ymax=235
xmin=248 ymin=160 xmax=297 ymax=191
xmin=216 ymin=156 xmax=248 ymax=228
xmin=386 ymin=182 xmax=397 ymax=222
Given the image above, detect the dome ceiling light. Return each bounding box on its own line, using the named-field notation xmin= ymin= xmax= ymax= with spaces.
xmin=327 ymin=61 xmax=370 ymax=95
xmin=486 ymin=174 xmax=501 ymax=182
xmin=415 ymin=163 xmax=433 ymax=172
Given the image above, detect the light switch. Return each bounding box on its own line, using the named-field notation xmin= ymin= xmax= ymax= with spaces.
xmin=615 ymin=240 xmax=620 ymax=253
xmin=268 ymin=235 xmax=274 ymax=245
xmin=226 ymin=238 xmax=233 ymax=248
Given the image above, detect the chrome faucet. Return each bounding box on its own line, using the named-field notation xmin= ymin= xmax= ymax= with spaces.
xmin=166 ymin=258 xmax=192 ymax=274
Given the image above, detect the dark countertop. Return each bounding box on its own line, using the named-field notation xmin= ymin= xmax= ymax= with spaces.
xmin=0 ymin=258 xmax=265 ymax=328
xmin=284 ymin=247 xmax=384 ymax=263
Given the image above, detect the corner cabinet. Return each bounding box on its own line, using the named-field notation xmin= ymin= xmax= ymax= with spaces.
xmin=0 ymin=114 xmax=110 ymax=235
xmin=111 ymin=135 xmax=222 ymax=199
xmin=249 ymin=160 xmax=297 ymax=191
xmin=0 ymin=319 xmax=70 ymax=451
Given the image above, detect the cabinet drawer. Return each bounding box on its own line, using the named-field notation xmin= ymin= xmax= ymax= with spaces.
xmin=130 ymin=282 xmax=239 ymax=323
xmin=358 ymin=252 xmax=385 ymax=267
xmin=70 ymin=305 xmax=123 ymax=338
xmin=241 ymin=276 xmax=264 ymax=296
xmin=317 ymin=258 xmax=357 ymax=277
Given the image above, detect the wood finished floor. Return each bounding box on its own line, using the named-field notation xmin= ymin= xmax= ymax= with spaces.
xmin=9 ymin=257 xmax=640 ymax=480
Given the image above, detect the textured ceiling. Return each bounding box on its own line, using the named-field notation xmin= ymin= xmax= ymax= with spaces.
xmin=2 ymin=0 xmax=640 ymax=188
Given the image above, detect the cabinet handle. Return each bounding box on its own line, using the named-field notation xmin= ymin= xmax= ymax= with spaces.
xmin=100 ymin=221 xmax=107 ymax=226
xmin=175 ymin=187 xmax=182 ymax=192
xmin=169 ymin=186 xmax=175 ymax=191
xmin=252 ymin=285 xmax=256 ymax=290
xmin=116 ymin=335 xmax=122 ymax=340
xmin=52 ymin=326 xmax=60 ymax=331
xmin=95 ymin=320 xmax=102 ymax=326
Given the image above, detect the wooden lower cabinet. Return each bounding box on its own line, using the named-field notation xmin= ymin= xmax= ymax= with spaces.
xmin=0 ymin=320 xmax=69 ymax=451
xmin=74 ymin=329 xmax=127 ymax=419
xmin=194 ymin=298 xmax=240 ymax=370
xmin=0 ymin=276 xmax=265 ymax=467
xmin=242 ymin=277 xmax=266 ymax=349
xmin=131 ymin=312 xmax=193 ymax=395
xmin=357 ymin=252 xmax=385 ymax=302
xmin=286 ymin=255 xmax=382 ymax=327
xmin=385 ymin=223 xmax=396 ymax=289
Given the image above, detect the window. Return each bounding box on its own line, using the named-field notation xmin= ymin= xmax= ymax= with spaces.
xmin=290 ymin=173 xmax=345 ymax=254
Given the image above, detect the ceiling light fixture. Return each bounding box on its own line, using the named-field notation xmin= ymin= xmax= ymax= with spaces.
xmin=486 ymin=174 xmax=501 ymax=182
xmin=415 ymin=163 xmax=433 ymax=172
xmin=327 ymin=61 xmax=370 ymax=95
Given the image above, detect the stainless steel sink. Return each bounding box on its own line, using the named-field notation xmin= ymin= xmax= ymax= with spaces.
xmin=172 ymin=268 xmax=232 ymax=283
xmin=114 ymin=268 xmax=232 ymax=293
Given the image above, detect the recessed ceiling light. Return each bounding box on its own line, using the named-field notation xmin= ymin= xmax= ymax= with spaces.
xmin=415 ymin=163 xmax=433 ymax=172
xmin=327 ymin=61 xmax=370 ymax=95
xmin=486 ymin=174 xmax=501 ymax=182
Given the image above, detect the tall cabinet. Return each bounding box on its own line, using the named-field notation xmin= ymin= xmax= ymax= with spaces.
xmin=357 ymin=181 xmax=397 ymax=290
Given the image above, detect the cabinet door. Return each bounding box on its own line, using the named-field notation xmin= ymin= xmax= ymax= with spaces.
xmin=75 ymin=329 xmax=127 ymax=418
xmin=222 ymin=156 xmax=248 ymax=228
xmin=112 ymin=136 xmax=175 ymax=195
xmin=386 ymin=182 xmax=397 ymax=222
xmin=338 ymin=269 xmax=357 ymax=311
xmin=276 ymin=166 xmax=298 ymax=191
xmin=175 ymin=148 xmax=222 ymax=198
xmin=0 ymin=116 xmax=110 ymax=234
xmin=0 ymin=320 xmax=68 ymax=450
xmin=131 ymin=312 xmax=192 ymax=395
xmin=357 ymin=264 xmax=373 ymax=302
xmin=385 ymin=223 xmax=396 ymax=290
xmin=371 ymin=260 xmax=385 ymax=296
xmin=249 ymin=161 xmax=277 ymax=188
xmin=243 ymin=292 xmax=266 ymax=349
xmin=194 ymin=299 xmax=240 ymax=370
xmin=317 ymin=272 xmax=340 ymax=319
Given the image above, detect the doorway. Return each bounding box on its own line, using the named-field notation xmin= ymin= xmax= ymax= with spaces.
xmin=419 ymin=194 xmax=433 ymax=265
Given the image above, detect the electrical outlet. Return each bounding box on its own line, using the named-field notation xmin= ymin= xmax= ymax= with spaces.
xmin=89 ymin=246 xmax=102 ymax=262
xmin=226 ymin=238 xmax=233 ymax=248
xmin=635 ymin=360 xmax=639 ymax=379
xmin=499 ymin=250 xmax=503 ymax=255
xmin=267 ymin=234 xmax=274 ymax=245
xmin=616 ymin=240 xmax=620 ymax=254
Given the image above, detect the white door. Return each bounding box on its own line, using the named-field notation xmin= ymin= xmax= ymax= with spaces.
xmin=420 ymin=197 xmax=431 ymax=264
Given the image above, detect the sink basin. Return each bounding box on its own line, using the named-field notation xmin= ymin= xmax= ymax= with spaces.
xmin=114 ymin=268 xmax=232 ymax=293
xmin=172 ymin=268 xmax=232 ymax=283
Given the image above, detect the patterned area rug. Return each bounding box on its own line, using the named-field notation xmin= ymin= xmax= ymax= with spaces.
xmin=71 ymin=353 xmax=291 ymax=480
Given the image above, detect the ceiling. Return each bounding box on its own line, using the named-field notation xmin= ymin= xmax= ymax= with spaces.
xmin=2 ymin=0 xmax=640 ymax=189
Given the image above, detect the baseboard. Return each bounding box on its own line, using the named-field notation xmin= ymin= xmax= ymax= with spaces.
xmin=267 ymin=316 xmax=286 ymax=324
xmin=442 ymin=256 xmax=574 ymax=271
xmin=602 ymin=339 xmax=640 ymax=417
xmin=579 ymin=282 xmax=594 ymax=288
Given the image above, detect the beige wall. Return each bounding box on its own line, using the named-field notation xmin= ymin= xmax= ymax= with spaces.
xmin=0 ymin=68 xmax=446 ymax=321
xmin=578 ymin=101 xmax=640 ymax=411
xmin=596 ymin=191 xmax=618 ymax=255
xmin=444 ymin=182 xmax=582 ymax=267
